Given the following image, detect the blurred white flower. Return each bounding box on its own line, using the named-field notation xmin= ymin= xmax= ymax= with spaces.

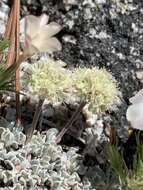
xmin=126 ymin=89 xmax=143 ymax=130
xmin=24 ymin=14 xmax=62 ymax=56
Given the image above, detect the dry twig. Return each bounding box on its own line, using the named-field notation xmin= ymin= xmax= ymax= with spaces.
xmin=25 ymin=98 xmax=45 ymax=144
xmin=4 ymin=0 xmax=21 ymax=126
xmin=56 ymin=101 xmax=86 ymax=144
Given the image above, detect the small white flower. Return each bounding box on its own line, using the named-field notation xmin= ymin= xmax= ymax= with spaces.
xmin=126 ymin=89 xmax=143 ymax=130
xmin=24 ymin=14 xmax=62 ymax=56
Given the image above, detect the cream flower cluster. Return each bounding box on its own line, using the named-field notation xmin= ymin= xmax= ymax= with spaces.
xmin=24 ymin=60 xmax=119 ymax=114
xmin=73 ymin=68 xmax=119 ymax=113
xmin=26 ymin=60 xmax=72 ymax=102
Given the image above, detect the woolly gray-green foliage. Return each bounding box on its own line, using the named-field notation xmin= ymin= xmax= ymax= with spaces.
xmin=0 ymin=119 xmax=120 ymax=190
xmin=0 ymin=124 xmax=86 ymax=189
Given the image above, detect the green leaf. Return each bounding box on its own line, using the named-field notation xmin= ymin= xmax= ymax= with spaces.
xmin=108 ymin=145 xmax=128 ymax=187
xmin=0 ymin=39 xmax=9 ymax=51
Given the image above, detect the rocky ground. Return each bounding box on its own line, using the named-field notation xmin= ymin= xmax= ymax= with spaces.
xmin=18 ymin=0 xmax=143 ymax=136
xmin=0 ymin=0 xmax=142 ymax=136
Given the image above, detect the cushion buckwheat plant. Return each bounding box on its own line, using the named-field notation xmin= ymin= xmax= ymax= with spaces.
xmin=22 ymin=60 xmax=119 ymax=114
xmin=23 ymin=60 xmax=72 ymax=102
xmin=72 ymin=67 xmax=119 ymax=114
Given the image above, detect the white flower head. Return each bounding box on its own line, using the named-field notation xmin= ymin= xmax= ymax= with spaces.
xmin=126 ymin=89 xmax=143 ymax=130
xmin=24 ymin=14 xmax=62 ymax=56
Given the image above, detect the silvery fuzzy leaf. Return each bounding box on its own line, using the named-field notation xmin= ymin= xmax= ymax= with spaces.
xmin=13 ymin=130 xmax=26 ymax=145
xmin=6 ymin=122 xmax=16 ymax=131
xmin=68 ymin=172 xmax=81 ymax=184
xmin=82 ymin=177 xmax=94 ymax=190
xmin=56 ymin=145 xmax=63 ymax=153
xmin=2 ymin=160 xmax=14 ymax=170
xmin=26 ymin=177 xmax=36 ymax=188
xmin=66 ymin=148 xmax=81 ymax=164
xmin=0 ymin=150 xmax=6 ymax=159
xmin=24 ymin=144 xmax=37 ymax=155
xmin=9 ymin=156 xmax=21 ymax=166
xmin=44 ymin=177 xmax=53 ymax=188
xmin=53 ymin=158 xmax=63 ymax=171
xmin=42 ymin=145 xmax=61 ymax=162
xmin=31 ymin=164 xmax=41 ymax=174
xmin=29 ymin=145 xmax=44 ymax=157
xmin=19 ymin=159 xmax=31 ymax=169
xmin=40 ymin=155 xmax=51 ymax=163
xmin=5 ymin=151 xmax=18 ymax=159
xmin=15 ymin=153 xmax=25 ymax=163
xmin=30 ymin=159 xmax=41 ymax=173
xmin=5 ymin=152 xmax=24 ymax=166
xmin=18 ymin=176 xmax=27 ymax=186
xmin=30 ymin=159 xmax=40 ymax=166
xmin=1 ymin=170 xmax=13 ymax=184
xmin=45 ymin=128 xmax=59 ymax=143
xmin=37 ymin=169 xmax=47 ymax=179
xmin=60 ymin=152 xmax=68 ymax=165
xmin=49 ymin=175 xmax=64 ymax=187
xmin=14 ymin=183 xmax=24 ymax=190
xmin=67 ymin=161 xmax=80 ymax=174
xmin=59 ymin=170 xmax=70 ymax=178
xmin=10 ymin=141 xmax=19 ymax=150
xmin=20 ymin=169 xmax=32 ymax=180
xmin=48 ymin=170 xmax=58 ymax=177
xmin=40 ymin=159 xmax=50 ymax=167
xmin=0 ymin=142 xmax=4 ymax=150
xmin=14 ymin=155 xmax=30 ymax=169
xmin=32 ymin=174 xmax=41 ymax=182
xmin=42 ymin=162 xmax=55 ymax=171
xmin=1 ymin=128 xmax=15 ymax=147
xmin=31 ymin=133 xmax=46 ymax=145
xmin=0 ymin=127 xmax=5 ymax=137
xmin=67 ymin=150 xmax=77 ymax=161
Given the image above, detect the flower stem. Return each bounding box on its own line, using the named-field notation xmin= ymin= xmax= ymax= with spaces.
xmin=25 ymin=98 xmax=45 ymax=144
xmin=56 ymin=101 xmax=86 ymax=144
